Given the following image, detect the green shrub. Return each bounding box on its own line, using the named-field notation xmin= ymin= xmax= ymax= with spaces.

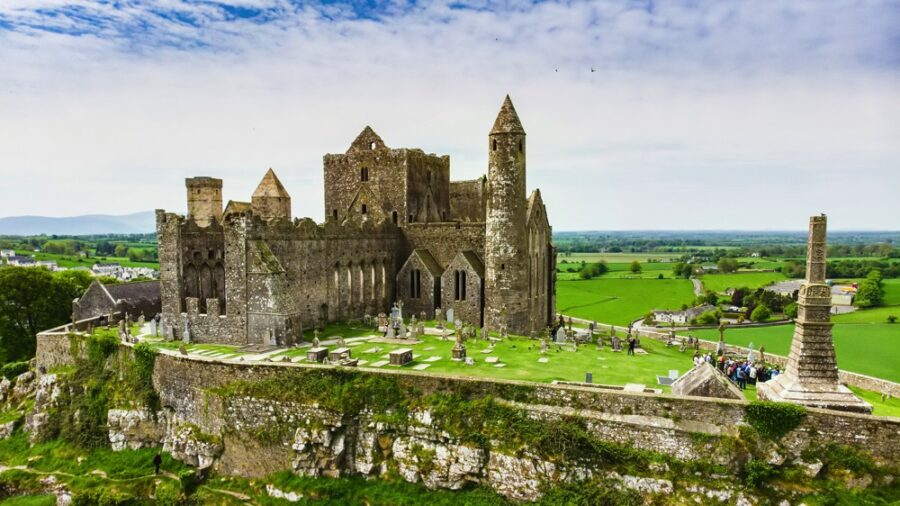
xmin=784 ymin=302 xmax=798 ymax=319
xmin=696 ymin=310 xmax=719 ymax=325
xmin=744 ymin=401 xmax=806 ymax=439
xmin=742 ymin=459 xmax=777 ymax=488
xmin=131 ymin=342 xmax=159 ymax=410
xmin=0 ymin=361 xmax=29 ymax=380
xmin=750 ymin=305 xmax=771 ymax=322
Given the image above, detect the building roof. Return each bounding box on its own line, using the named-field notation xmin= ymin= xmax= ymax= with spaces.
xmin=9 ymin=255 xmax=34 ymax=263
xmin=105 ymin=281 xmax=161 ymax=303
xmin=252 ymin=168 xmax=291 ymax=199
xmin=224 ymin=200 xmax=251 ymax=214
xmin=458 ymin=251 xmax=485 ymax=278
xmin=490 ymin=95 xmax=526 ymax=135
xmin=411 ymin=249 xmax=443 ymax=277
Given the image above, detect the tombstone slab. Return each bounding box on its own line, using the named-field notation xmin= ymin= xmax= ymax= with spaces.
xmin=306 ymin=347 xmax=328 ymax=363
xmin=389 ymin=348 xmax=413 ymax=366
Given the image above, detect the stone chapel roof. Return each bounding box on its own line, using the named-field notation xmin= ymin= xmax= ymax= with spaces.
xmin=105 ymin=280 xmax=161 ymax=303
xmin=411 ymin=249 xmax=443 ymax=278
xmin=490 ymin=95 xmax=525 ymax=135
xmin=252 ymin=168 xmax=291 ymax=199
xmin=458 ymin=251 xmax=485 ymax=278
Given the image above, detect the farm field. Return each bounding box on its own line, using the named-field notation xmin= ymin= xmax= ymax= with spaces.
xmin=556 ymin=278 xmax=694 ymax=326
xmin=557 ymin=252 xmax=680 ymax=263
xmin=699 ymin=271 xmax=787 ymax=293
xmin=13 ymin=249 xmax=159 ymax=269
xmin=882 ymin=278 xmax=900 ymax=306
xmin=689 ymin=313 xmax=900 ymax=383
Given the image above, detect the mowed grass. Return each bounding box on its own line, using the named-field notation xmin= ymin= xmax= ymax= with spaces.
xmin=689 ymin=310 xmax=900 ymax=383
xmin=882 ymin=278 xmax=900 ymax=306
xmin=556 ymin=278 xmax=695 ymax=326
xmin=700 ymin=271 xmax=788 ymax=293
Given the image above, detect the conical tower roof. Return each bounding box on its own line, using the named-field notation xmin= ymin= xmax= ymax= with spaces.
xmin=490 ymin=95 xmax=525 ymax=135
xmin=252 ymin=168 xmax=290 ymax=199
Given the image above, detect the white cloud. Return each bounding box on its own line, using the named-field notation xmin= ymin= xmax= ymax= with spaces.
xmin=0 ymin=0 xmax=897 ymax=230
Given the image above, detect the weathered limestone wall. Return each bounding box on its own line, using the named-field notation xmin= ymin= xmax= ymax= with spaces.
xmin=440 ymin=253 xmax=484 ymax=327
xmin=401 ymin=223 xmax=485 ymax=268
xmin=449 ymin=178 xmax=486 ymax=222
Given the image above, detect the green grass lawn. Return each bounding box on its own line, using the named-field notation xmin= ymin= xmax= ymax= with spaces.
xmin=557 ymin=252 xmax=680 ymax=263
xmin=882 ymin=278 xmax=900 ymax=306
xmin=700 ymin=271 xmax=787 ymax=293
xmin=13 ymin=250 xmax=159 ymax=269
xmin=690 ymin=311 xmax=900 ymax=383
xmin=556 ymin=278 xmax=694 ymax=326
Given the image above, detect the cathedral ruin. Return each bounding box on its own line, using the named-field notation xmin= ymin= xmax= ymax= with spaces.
xmin=156 ymin=96 xmax=556 ymax=345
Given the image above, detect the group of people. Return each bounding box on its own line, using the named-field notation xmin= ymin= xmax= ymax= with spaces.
xmin=692 ymin=352 xmax=780 ymax=390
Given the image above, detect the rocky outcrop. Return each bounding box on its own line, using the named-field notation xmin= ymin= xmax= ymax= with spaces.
xmin=107 ymin=409 xmax=168 ymax=451
xmin=23 ymin=373 xmax=60 ymax=442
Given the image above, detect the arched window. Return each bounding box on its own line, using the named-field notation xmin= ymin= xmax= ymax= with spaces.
xmin=361 ymin=167 xmax=369 ymax=181
xmin=392 ymin=211 xmax=398 ymax=225
xmin=518 ymin=139 xmax=523 ymax=153
xmin=361 ymin=204 xmax=367 ymax=214
xmin=455 ymin=270 xmax=467 ymax=301
xmin=427 ymin=170 xmax=432 ymax=183
xmin=332 ymin=209 xmax=338 ymax=220
xmin=492 ymin=139 xmax=497 ymax=151
xmin=408 ymin=214 xmax=413 ymax=223
xmin=370 ymin=141 xmax=376 ymax=150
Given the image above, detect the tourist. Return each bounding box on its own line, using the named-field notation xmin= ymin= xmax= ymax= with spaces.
xmin=153 ymin=453 xmax=162 ymax=475
xmin=736 ymin=366 xmax=747 ymax=390
xmin=627 ymin=336 xmax=635 ymax=356
xmin=692 ymin=352 xmax=701 ymax=367
xmin=748 ymin=365 xmax=758 ymax=385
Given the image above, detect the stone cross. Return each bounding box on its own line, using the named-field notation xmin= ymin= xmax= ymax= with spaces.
xmin=312 ymin=333 xmax=320 ymax=348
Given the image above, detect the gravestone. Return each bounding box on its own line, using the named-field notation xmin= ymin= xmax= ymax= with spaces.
xmin=446 ymin=308 xmax=455 ymax=325
xmin=150 ymin=319 xmax=158 ymax=337
xmin=398 ymin=322 xmax=407 ymax=340
xmin=183 ymin=321 xmax=191 ymax=344
xmin=417 ymin=321 xmax=425 ymax=337
xmin=389 ymin=348 xmax=413 ymax=366
xmin=307 ymin=347 xmax=328 ymax=363
xmin=481 ymin=327 xmax=488 ymax=341
xmin=555 ymin=327 xmax=566 ymax=343
xmin=329 ymin=347 xmax=351 ymax=362
xmin=585 ymin=372 xmax=593 ymax=384
xmin=386 ymin=324 xmax=396 ymax=339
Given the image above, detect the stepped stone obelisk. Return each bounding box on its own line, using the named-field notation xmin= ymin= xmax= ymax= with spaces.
xmin=757 ymin=215 xmax=871 ymax=413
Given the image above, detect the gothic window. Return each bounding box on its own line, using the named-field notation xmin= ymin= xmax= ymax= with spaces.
xmin=492 ymin=139 xmax=497 ymax=151
xmin=332 ymin=209 xmax=338 ymax=220
xmin=427 ymin=170 xmax=432 ymax=183
xmin=518 ymin=139 xmax=523 ymax=153
xmin=361 ymin=204 xmax=367 ymax=214
xmin=392 ymin=211 xmax=398 ymax=225
xmin=455 ymin=270 xmax=467 ymax=301
xmin=361 ymin=167 xmax=369 ymax=181
xmin=409 ymin=269 xmax=421 ymax=299
xmin=408 ymin=214 xmax=414 ymax=223
xmin=370 ymin=141 xmax=376 ymax=150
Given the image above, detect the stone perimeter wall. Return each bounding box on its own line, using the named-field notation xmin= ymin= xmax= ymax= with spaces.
xmin=32 ymin=338 xmax=900 ymax=501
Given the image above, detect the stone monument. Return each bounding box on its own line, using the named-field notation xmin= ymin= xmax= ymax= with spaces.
xmin=451 ymin=326 xmax=466 ymax=361
xmin=757 ymin=215 xmax=871 ymax=413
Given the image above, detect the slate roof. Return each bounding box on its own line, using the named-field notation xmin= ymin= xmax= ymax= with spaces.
xmin=411 ymin=249 xmax=443 ymax=278
xmin=490 ymin=95 xmax=525 ymax=135
xmin=105 ymin=281 xmax=161 ymax=303
xmin=459 ymin=251 xmax=485 ymax=278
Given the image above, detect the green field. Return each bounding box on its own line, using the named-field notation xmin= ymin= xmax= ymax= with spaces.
xmin=13 ymin=250 xmax=159 ymax=269
xmin=700 ymin=271 xmax=788 ymax=293
xmin=883 ymin=278 xmax=900 ymax=306
xmin=690 ymin=309 xmax=900 ymax=383
xmin=557 ymin=252 xmax=680 ymax=263
xmin=556 ymin=278 xmax=695 ymax=326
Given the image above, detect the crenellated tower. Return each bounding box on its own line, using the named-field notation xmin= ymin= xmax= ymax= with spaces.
xmin=186 ymin=177 xmax=223 ymax=227
xmin=484 ymin=95 xmax=529 ymax=333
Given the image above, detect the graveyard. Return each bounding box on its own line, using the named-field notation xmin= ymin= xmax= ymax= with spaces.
xmin=103 ymin=313 xmax=900 ymax=417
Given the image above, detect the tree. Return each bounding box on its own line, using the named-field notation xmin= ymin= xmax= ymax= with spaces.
xmin=114 ymin=244 xmax=128 ymax=258
xmin=717 ymin=257 xmax=739 ymax=274
xmin=579 ymin=261 xmax=608 ymax=280
xmin=0 ymin=269 xmax=84 ymax=363
xmin=784 ymin=302 xmax=798 ymax=319
xmin=629 ymin=261 xmax=642 ymax=274
xmin=855 ymin=270 xmax=884 ymax=308
xmin=696 ymin=310 xmax=720 ymax=325
xmin=750 ymin=305 xmax=771 ymax=322
xmin=887 ymin=315 xmax=897 ymax=324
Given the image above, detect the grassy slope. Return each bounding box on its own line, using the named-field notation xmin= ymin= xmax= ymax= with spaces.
xmin=556 ymin=278 xmax=695 ymax=326
xmin=700 ymin=271 xmax=788 ymax=293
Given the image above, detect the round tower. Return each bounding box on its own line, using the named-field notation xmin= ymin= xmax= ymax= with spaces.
xmin=186 ymin=177 xmax=223 ymax=227
xmin=484 ymin=95 xmax=529 ymax=333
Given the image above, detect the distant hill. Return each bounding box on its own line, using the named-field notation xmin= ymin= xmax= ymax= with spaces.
xmin=0 ymin=211 xmax=156 ymax=236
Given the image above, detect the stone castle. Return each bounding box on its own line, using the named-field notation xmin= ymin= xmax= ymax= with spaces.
xmin=156 ymin=96 xmax=556 ymax=345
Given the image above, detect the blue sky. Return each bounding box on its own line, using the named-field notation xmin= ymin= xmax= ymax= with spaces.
xmin=0 ymin=0 xmax=898 ymax=230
